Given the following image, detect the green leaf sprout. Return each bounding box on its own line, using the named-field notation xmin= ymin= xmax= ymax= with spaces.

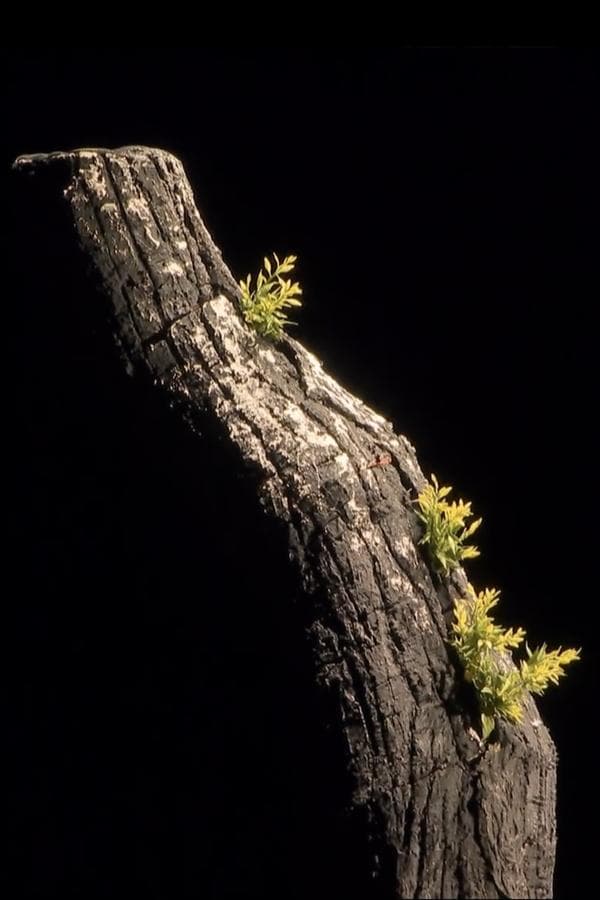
xmin=239 ymin=253 xmax=303 ymax=340
xmin=415 ymin=474 xmax=581 ymax=738
xmin=450 ymin=586 xmax=580 ymax=738
xmin=415 ymin=474 xmax=482 ymax=573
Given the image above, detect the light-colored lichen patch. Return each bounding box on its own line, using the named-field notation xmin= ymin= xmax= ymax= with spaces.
xmin=162 ymin=260 xmax=184 ymax=277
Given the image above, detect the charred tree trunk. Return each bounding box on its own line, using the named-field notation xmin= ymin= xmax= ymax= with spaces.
xmin=14 ymin=147 xmax=557 ymax=899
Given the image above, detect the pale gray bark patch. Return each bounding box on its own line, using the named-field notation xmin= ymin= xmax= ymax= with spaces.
xmin=14 ymin=146 xmax=558 ymax=899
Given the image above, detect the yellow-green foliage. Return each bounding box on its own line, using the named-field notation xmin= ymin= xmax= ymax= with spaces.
xmin=415 ymin=474 xmax=482 ymax=573
xmin=519 ymin=643 xmax=581 ymax=694
xmin=239 ymin=254 xmax=302 ymax=340
xmin=415 ymin=475 xmax=580 ymax=738
xmin=450 ymin=587 xmax=580 ymax=738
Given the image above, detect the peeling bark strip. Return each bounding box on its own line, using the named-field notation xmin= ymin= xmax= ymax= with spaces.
xmin=14 ymin=147 xmax=557 ymax=899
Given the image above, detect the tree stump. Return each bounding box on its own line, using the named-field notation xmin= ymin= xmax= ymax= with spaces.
xmin=13 ymin=146 xmax=557 ymax=899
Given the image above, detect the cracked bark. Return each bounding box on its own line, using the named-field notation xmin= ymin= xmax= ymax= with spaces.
xmin=13 ymin=146 xmax=558 ymax=899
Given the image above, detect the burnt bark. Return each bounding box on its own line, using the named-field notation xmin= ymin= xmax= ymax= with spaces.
xmin=13 ymin=146 xmax=557 ymax=899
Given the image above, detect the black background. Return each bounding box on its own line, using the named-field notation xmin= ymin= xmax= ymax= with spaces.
xmin=3 ymin=49 xmax=597 ymax=898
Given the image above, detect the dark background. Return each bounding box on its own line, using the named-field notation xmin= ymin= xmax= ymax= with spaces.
xmin=3 ymin=49 xmax=597 ymax=898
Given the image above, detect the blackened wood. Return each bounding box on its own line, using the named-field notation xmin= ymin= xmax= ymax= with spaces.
xmin=14 ymin=146 xmax=557 ymax=899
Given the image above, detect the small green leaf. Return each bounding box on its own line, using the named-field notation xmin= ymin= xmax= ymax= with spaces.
xmin=481 ymin=714 xmax=495 ymax=740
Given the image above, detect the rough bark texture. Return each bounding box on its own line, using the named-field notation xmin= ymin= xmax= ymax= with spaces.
xmin=14 ymin=147 xmax=557 ymax=899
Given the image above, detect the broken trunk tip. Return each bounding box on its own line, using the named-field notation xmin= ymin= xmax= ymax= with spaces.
xmin=12 ymin=145 xmax=178 ymax=174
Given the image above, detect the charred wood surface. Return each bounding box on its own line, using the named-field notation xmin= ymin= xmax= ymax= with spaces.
xmin=14 ymin=147 xmax=557 ymax=899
